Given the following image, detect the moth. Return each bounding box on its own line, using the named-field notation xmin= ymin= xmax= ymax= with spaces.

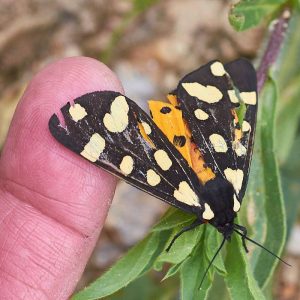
xmin=49 ymin=59 xmax=286 ymax=282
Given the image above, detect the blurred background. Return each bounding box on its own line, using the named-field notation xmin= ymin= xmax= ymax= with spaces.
xmin=0 ymin=0 xmax=299 ymax=299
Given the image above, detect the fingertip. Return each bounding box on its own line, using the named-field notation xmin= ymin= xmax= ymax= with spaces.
xmin=0 ymin=56 xmax=122 ymax=234
xmin=25 ymin=56 xmax=123 ymax=107
xmin=0 ymin=57 xmax=123 ymax=299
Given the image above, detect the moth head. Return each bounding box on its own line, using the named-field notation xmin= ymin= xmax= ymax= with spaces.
xmin=216 ymin=222 xmax=234 ymax=240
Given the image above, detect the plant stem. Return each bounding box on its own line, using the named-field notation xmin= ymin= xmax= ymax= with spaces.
xmin=257 ymin=8 xmax=291 ymax=92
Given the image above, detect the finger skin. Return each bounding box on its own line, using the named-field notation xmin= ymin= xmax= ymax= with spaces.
xmin=0 ymin=57 xmax=123 ymax=299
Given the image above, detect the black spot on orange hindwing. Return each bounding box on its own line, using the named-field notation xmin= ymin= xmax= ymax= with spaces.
xmin=160 ymin=107 xmax=172 ymax=114
xmin=173 ymin=135 xmax=187 ymax=147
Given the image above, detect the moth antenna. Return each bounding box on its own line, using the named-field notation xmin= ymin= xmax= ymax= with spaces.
xmin=198 ymin=236 xmax=226 ymax=290
xmin=234 ymin=230 xmax=291 ymax=266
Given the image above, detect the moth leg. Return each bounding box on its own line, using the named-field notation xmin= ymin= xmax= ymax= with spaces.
xmin=166 ymin=218 xmax=203 ymax=252
xmin=234 ymin=224 xmax=249 ymax=253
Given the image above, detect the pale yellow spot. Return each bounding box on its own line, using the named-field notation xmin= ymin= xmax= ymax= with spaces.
xmin=233 ymin=194 xmax=241 ymax=212
xmin=120 ymin=155 xmax=134 ymax=175
xmin=228 ymin=90 xmax=239 ymax=104
xmin=69 ymin=103 xmax=87 ymax=122
xmin=224 ymin=168 xmax=244 ymax=193
xmin=154 ymin=149 xmax=172 ymax=171
xmin=194 ymin=108 xmax=209 ymax=120
xmin=202 ymin=203 xmax=214 ymax=220
xmin=173 ymin=181 xmax=200 ymax=207
xmin=80 ymin=133 xmax=105 ymax=162
xmin=209 ymin=134 xmax=228 ymax=153
xmin=242 ymin=120 xmax=251 ymax=132
xmin=103 ymin=96 xmax=129 ymax=133
xmin=240 ymin=91 xmax=257 ymax=105
xmin=182 ymin=82 xmax=223 ymax=103
xmin=147 ymin=169 xmax=161 ymax=186
xmin=141 ymin=122 xmax=151 ymax=135
xmin=232 ymin=141 xmax=247 ymax=156
xmin=210 ymin=61 xmax=226 ymax=77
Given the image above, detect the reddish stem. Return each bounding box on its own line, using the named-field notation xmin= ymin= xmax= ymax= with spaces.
xmin=257 ymin=8 xmax=291 ymax=92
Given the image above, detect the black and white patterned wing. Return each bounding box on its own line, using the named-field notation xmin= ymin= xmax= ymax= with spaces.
xmin=49 ymin=91 xmax=207 ymax=217
xmin=175 ymin=59 xmax=257 ymax=203
xmin=225 ymin=59 xmax=257 ymax=200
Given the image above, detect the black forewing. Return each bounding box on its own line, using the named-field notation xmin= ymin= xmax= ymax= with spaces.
xmin=175 ymin=60 xmax=238 ymax=178
xmin=49 ymin=91 xmax=205 ymax=215
xmin=225 ymin=59 xmax=257 ymax=199
xmin=175 ymin=59 xmax=257 ymax=202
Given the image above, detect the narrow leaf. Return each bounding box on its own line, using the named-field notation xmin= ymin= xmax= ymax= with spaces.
xmin=205 ymin=226 xmax=226 ymax=275
xmin=161 ymin=262 xmax=183 ymax=281
xmin=225 ymin=234 xmax=266 ymax=300
xmin=252 ymin=80 xmax=286 ymax=289
xmin=72 ymin=231 xmax=170 ymax=300
xmin=206 ymin=274 xmax=230 ymax=300
xmin=152 ymin=208 xmax=195 ymax=232
xmin=275 ymin=12 xmax=300 ymax=163
xmin=281 ymin=136 xmax=300 ymax=236
xmin=156 ymin=225 xmax=203 ymax=265
xmin=180 ymin=241 xmax=213 ymax=300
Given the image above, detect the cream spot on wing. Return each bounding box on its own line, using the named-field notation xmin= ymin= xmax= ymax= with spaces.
xmin=232 ymin=141 xmax=247 ymax=156
xmin=202 ymin=203 xmax=214 ymax=220
xmin=154 ymin=149 xmax=172 ymax=171
xmin=224 ymin=168 xmax=244 ymax=193
xmin=240 ymin=91 xmax=257 ymax=105
xmin=69 ymin=103 xmax=87 ymax=122
xmin=120 ymin=155 xmax=134 ymax=175
xmin=147 ymin=169 xmax=161 ymax=186
xmin=233 ymin=194 xmax=241 ymax=212
xmin=209 ymin=134 xmax=228 ymax=153
xmin=194 ymin=108 xmax=209 ymax=120
xmin=182 ymin=82 xmax=223 ymax=103
xmin=227 ymin=90 xmax=239 ymax=104
xmin=173 ymin=181 xmax=200 ymax=207
xmin=242 ymin=120 xmax=251 ymax=132
xmin=103 ymin=95 xmax=129 ymax=132
xmin=80 ymin=133 xmax=105 ymax=162
xmin=141 ymin=122 xmax=151 ymax=135
xmin=210 ymin=61 xmax=226 ymax=77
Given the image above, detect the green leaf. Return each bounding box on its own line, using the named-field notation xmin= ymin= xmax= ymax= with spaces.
xmin=152 ymin=208 xmax=195 ymax=231
xmin=279 ymin=136 xmax=300 ymax=236
xmin=72 ymin=231 xmax=170 ymax=300
xmin=156 ymin=225 xmax=203 ymax=265
xmin=205 ymin=226 xmax=226 ymax=275
xmin=251 ymin=80 xmax=286 ymax=289
xmin=225 ymin=234 xmax=266 ymax=300
xmin=275 ymin=12 xmax=300 ymax=164
xmin=161 ymin=262 xmax=183 ymax=281
xmin=105 ymin=275 xmax=155 ymax=300
xmin=206 ymin=274 xmax=230 ymax=300
xmin=180 ymin=241 xmax=213 ymax=300
xmin=225 ymin=78 xmax=286 ymax=297
xmin=229 ymin=0 xmax=286 ymax=31
xmin=275 ymin=76 xmax=300 ymax=164
xmin=273 ymin=11 xmax=300 ymax=240
xmin=106 ymin=273 xmax=179 ymax=300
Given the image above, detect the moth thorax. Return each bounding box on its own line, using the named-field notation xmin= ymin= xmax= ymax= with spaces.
xmin=201 ymin=177 xmax=235 ymax=227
